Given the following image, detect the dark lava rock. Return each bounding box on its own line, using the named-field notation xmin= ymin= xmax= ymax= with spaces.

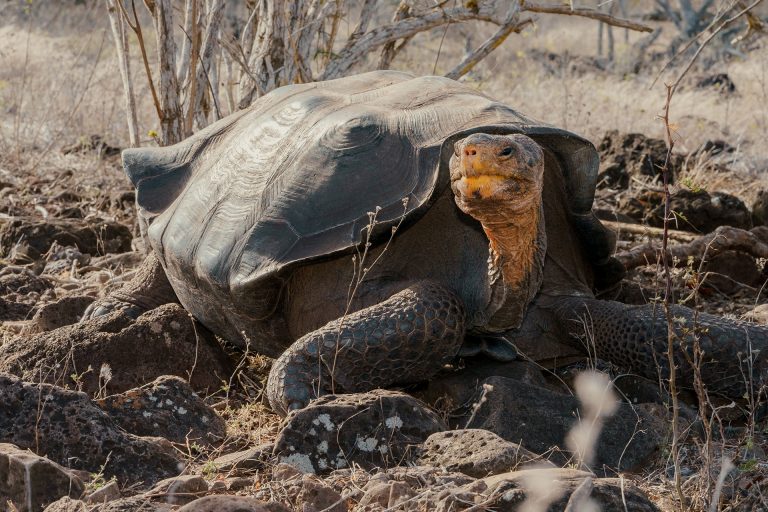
xmin=42 ymin=244 xmax=90 ymax=274
xmin=96 ymin=375 xmax=225 ymax=446
xmin=23 ymin=295 xmax=95 ymax=334
xmin=271 ymin=471 xmax=347 ymax=512
xmin=212 ymin=444 xmax=274 ymax=474
xmin=617 ymin=188 xmax=751 ymax=232
xmin=45 ymin=496 xmax=174 ymax=511
xmin=146 ymin=475 xmax=209 ymax=506
xmin=61 ymin=135 xmax=121 ymax=158
xmin=696 ymin=73 xmax=737 ymax=94
xmin=0 ymin=443 xmax=85 ymax=512
xmin=701 ymin=250 xmax=765 ymax=294
xmin=0 ymin=373 xmax=181 ymax=487
xmin=355 ymin=465 xmax=477 ymax=510
xmin=414 ymin=359 xmax=566 ymax=424
xmin=417 ymin=429 xmax=550 ymax=478
xmin=0 ymin=296 xmax=36 ymax=322
xmin=597 ymin=130 xmax=682 ymax=189
xmin=752 ymin=189 xmax=768 ymax=226
xmin=694 ymin=139 xmax=737 ymax=157
xmin=85 ymin=480 xmax=121 ymax=504
xmin=0 ymin=216 xmax=132 ymax=262
xmin=0 ymin=268 xmax=53 ymax=296
xmin=0 ymin=303 xmax=233 ymax=396
xmin=481 ymin=468 xmax=659 ymax=511
xmin=465 ymin=377 xmax=662 ymax=473
xmin=273 ymin=390 xmax=447 ymax=474
xmin=176 ymin=496 xmax=291 ymax=512
xmin=0 ymin=268 xmax=55 ymax=321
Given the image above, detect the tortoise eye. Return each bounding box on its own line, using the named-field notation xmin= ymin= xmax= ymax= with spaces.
xmin=499 ymin=146 xmax=514 ymax=157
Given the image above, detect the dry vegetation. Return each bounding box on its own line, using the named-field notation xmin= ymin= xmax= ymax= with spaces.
xmin=3 ymin=1 xmax=768 ymax=511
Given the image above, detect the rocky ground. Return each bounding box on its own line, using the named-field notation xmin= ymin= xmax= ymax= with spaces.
xmin=2 ymin=133 xmax=768 ymax=511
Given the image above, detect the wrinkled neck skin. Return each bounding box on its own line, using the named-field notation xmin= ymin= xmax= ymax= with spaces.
xmin=478 ymin=190 xmax=547 ymax=332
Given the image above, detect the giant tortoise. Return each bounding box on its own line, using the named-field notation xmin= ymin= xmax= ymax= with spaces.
xmin=88 ymin=70 xmax=768 ymax=415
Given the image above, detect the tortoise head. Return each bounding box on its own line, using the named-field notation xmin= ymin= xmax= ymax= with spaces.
xmin=449 ymin=132 xmax=546 ymax=330
xmin=449 ymin=133 xmax=545 ymax=224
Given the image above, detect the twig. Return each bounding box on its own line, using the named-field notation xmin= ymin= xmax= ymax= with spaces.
xmin=378 ymin=0 xmax=411 ymax=69
xmin=522 ymin=1 xmax=653 ymax=32
xmin=671 ymin=0 xmax=764 ymax=92
xmin=603 ymin=220 xmax=698 ymax=242
xmin=653 ymin=0 xmax=765 ymax=90
xmin=659 ymin=83 xmax=685 ymax=510
xmin=118 ymin=0 xmax=163 ymax=122
xmin=445 ymin=6 xmax=530 ymax=80
xmin=615 ymin=225 xmax=768 ymax=270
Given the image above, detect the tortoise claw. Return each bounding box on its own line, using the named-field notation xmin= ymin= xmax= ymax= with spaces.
xmin=459 ymin=335 xmax=519 ymax=362
xmin=81 ymin=299 xmax=145 ymax=322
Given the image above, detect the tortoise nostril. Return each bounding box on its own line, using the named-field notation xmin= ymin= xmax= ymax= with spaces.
xmin=465 ymin=148 xmax=477 ymax=156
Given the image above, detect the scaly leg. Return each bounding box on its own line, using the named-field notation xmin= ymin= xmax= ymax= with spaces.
xmin=553 ymin=296 xmax=768 ymax=400
xmin=267 ymin=281 xmax=466 ymax=416
xmin=82 ymin=253 xmax=179 ymax=320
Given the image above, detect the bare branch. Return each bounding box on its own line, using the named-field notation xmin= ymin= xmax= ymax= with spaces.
xmin=152 ymin=0 xmax=184 ymax=144
xmin=347 ymin=0 xmax=378 ymax=47
xmin=323 ymin=1 xmax=651 ymax=80
xmin=669 ymin=0 xmax=764 ymax=92
xmin=121 ymin=0 xmax=163 ymax=124
xmin=187 ymin=0 xmax=224 ymax=130
xmin=378 ymin=0 xmax=411 ymax=69
xmin=616 ymin=225 xmax=768 ymax=271
xmin=105 ymin=0 xmax=139 ymax=146
xmin=177 ymin=0 xmax=198 ymax=83
xmin=522 ymin=2 xmax=653 ymax=32
xmin=445 ymin=9 xmax=530 ymax=80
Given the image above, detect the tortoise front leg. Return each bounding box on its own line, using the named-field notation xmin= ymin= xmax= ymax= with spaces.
xmin=82 ymin=253 xmax=179 ymax=320
xmin=553 ymin=297 xmax=768 ymax=400
xmin=267 ymin=281 xmax=466 ymax=416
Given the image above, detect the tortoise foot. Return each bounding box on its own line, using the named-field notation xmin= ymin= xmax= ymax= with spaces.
xmin=266 ymin=280 xmax=466 ymax=416
xmin=81 ymin=298 xmax=146 ymax=321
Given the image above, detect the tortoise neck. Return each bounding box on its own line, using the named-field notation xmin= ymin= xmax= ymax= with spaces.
xmin=481 ymin=199 xmax=546 ymax=331
xmin=484 ymin=206 xmax=541 ymax=288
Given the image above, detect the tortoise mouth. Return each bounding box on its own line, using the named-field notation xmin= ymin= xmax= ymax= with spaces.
xmin=453 ymin=175 xmax=506 ymax=199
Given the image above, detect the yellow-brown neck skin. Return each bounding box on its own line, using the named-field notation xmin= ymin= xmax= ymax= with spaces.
xmin=450 ymin=133 xmax=545 ymax=302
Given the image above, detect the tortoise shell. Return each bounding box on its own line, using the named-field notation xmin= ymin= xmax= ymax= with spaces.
xmin=123 ymin=70 xmax=615 ymax=352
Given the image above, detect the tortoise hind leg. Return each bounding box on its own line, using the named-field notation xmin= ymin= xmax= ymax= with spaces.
xmin=266 ymin=281 xmax=466 ymax=416
xmin=552 ymin=296 xmax=768 ymax=400
xmin=82 ymin=253 xmax=179 ymax=320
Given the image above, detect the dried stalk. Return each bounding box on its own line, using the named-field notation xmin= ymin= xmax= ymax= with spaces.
xmin=445 ymin=8 xmax=530 ymax=80
xmin=188 ymin=0 xmax=224 ymax=130
xmin=616 ymin=225 xmax=768 ymax=271
xmin=151 ymin=0 xmax=183 ymax=144
xmin=378 ymin=0 xmax=411 ymax=69
xmin=105 ymin=0 xmax=139 ymax=147
xmin=523 ymin=1 xmax=653 ymax=32
xmin=659 ymin=84 xmax=685 ymax=510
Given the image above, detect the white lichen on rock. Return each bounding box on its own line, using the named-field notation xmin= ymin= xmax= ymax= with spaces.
xmin=385 ymin=415 xmax=403 ymax=429
xmin=311 ymin=413 xmax=335 ymax=431
xmin=280 ymin=453 xmax=315 ymax=474
xmin=317 ymin=441 xmax=328 ymax=454
xmin=356 ymin=436 xmax=378 ymax=452
xmin=334 ymin=454 xmax=348 ymax=468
